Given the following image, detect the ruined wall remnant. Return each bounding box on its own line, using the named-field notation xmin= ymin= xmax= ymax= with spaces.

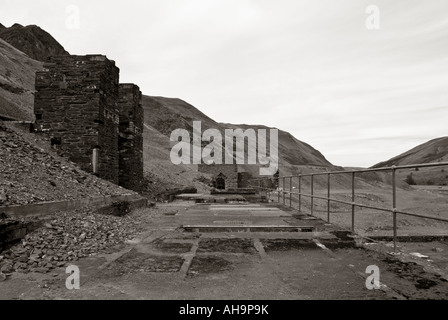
xmin=237 ymin=171 xmax=255 ymax=189
xmin=34 ymin=54 xmax=144 ymax=192
xmin=198 ymin=164 xmax=238 ymax=190
xmin=118 ymin=84 xmax=144 ymax=192
xmin=34 ymin=55 xmax=139 ymax=189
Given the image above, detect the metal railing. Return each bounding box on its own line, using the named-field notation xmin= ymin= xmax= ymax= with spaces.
xmin=254 ymin=162 xmax=448 ymax=251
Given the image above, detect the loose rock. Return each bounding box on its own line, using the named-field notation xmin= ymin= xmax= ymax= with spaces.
xmin=0 ymin=205 xmax=154 ymax=274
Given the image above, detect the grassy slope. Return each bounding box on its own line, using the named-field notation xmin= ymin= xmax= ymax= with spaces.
xmin=373 ymin=137 xmax=448 ymax=168
xmin=372 ymin=137 xmax=448 ymax=186
xmin=142 ymin=95 xmax=334 ymax=180
xmin=142 ymin=122 xmax=211 ymax=197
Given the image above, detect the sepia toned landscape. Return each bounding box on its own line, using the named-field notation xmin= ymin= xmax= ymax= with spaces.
xmin=0 ymin=1 xmax=447 ymax=304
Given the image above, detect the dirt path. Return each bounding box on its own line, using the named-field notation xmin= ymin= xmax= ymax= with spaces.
xmin=1 ymin=202 xmax=448 ymax=300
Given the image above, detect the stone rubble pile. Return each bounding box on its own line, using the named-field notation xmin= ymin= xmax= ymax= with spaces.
xmin=0 ymin=207 xmax=149 ymax=276
xmin=0 ymin=122 xmax=135 ymax=207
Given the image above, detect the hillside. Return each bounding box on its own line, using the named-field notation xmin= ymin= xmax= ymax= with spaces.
xmin=222 ymin=123 xmax=333 ymax=176
xmin=143 ymin=96 xmax=219 ymax=136
xmin=0 ymin=38 xmax=43 ymax=121
xmin=372 ymin=137 xmax=448 ymax=186
xmin=0 ymin=23 xmax=69 ymax=61
xmin=373 ymin=137 xmax=448 ymax=168
xmin=142 ymin=122 xmax=211 ymax=199
xmin=142 ymin=96 xmax=407 ymax=194
xmin=0 ymin=23 xmax=70 ymax=121
xmin=142 ymin=95 xmax=334 ymax=179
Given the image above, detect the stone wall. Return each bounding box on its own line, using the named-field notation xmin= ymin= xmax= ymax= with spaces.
xmin=118 ymin=84 xmax=144 ymax=192
xmin=198 ymin=164 xmax=238 ymax=190
xmin=34 ymin=55 xmax=120 ymax=184
xmin=0 ymin=219 xmax=43 ymax=251
xmin=237 ymin=171 xmax=255 ymax=188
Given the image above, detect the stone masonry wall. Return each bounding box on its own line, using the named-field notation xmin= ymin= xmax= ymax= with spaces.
xmin=118 ymin=84 xmax=144 ymax=192
xmin=237 ymin=171 xmax=255 ymax=188
xmin=198 ymin=164 xmax=238 ymax=190
xmin=34 ymin=55 xmax=120 ymax=184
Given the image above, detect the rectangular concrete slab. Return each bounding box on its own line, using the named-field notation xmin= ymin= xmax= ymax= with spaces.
xmin=198 ymin=232 xmax=337 ymax=239
xmin=182 ymin=225 xmax=315 ymax=232
xmin=209 ymin=207 xmax=281 ymax=211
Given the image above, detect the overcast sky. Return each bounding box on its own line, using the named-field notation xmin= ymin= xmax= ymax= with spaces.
xmin=1 ymin=0 xmax=447 ymax=167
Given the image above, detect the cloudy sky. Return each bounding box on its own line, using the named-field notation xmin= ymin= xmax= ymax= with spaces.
xmin=1 ymin=0 xmax=447 ymax=167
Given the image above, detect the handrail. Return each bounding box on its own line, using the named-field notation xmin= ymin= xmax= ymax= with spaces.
xmin=252 ymin=161 xmax=448 ymax=252
xmin=278 ymin=161 xmax=448 ymax=179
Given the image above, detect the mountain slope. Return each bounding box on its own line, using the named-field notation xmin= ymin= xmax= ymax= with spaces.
xmin=0 ymin=38 xmax=43 ymax=121
xmin=142 ymin=96 xmax=334 ymax=178
xmin=142 ymin=122 xmax=210 ymax=197
xmin=140 ymin=97 xmax=390 ymax=192
xmin=372 ymin=137 xmax=448 ymax=168
xmin=371 ymin=137 xmax=448 ymax=186
xmin=0 ymin=24 xmax=69 ymax=61
xmin=142 ymin=96 xmax=221 ymax=136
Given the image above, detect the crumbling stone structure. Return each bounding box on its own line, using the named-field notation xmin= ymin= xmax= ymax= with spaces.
xmin=118 ymin=84 xmax=144 ymax=191
xmin=198 ymin=164 xmax=238 ymax=190
xmin=237 ymin=171 xmax=255 ymax=188
xmin=33 ymin=55 xmax=144 ymax=192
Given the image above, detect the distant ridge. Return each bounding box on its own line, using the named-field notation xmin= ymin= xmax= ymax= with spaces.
xmin=142 ymin=95 xmax=334 ymax=178
xmin=372 ymin=137 xmax=448 ymax=168
xmin=0 ymin=23 xmax=69 ymax=61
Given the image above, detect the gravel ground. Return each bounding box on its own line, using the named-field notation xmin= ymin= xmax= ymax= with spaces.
xmin=0 ymin=205 xmax=160 ymax=279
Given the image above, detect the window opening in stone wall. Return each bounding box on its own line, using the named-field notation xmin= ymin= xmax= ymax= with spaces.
xmin=59 ymin=75 xmax=67 ymax=89
xmin=50 ymin=137 xmax=62 ymax=150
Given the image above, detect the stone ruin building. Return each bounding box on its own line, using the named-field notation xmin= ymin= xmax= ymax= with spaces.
xmin=198 ymin=164 xmax=239 ymax=190
xmin=198 ymin=164 xmax=258 ymax=191
xmin=33 ymin=55 xmax=144 ymax=192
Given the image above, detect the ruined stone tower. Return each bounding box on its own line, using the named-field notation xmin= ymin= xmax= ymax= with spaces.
xmin=118 ymin=84 xmax=144 ymax=192
xmin=34 ymin=55 xmax=120 ymax=184
xmin=34 ymin=55 xmax=144 ymax=192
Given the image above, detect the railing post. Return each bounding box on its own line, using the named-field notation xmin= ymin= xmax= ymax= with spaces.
xmin=351 ymin=171 xmax=355 ymax=233
xmin=392 ymin=167 xmax=397 ymax=252
xmin=283 ymin=177 xmax=286 ymax=205
xmin=311 ymin=174 xmax=314 ymax=216
xmin=266 ymin=178 xmax=270 ymax=201
xmin=298 ymin=175 xmax=302 ymax=212
xmin=266 ymin=179 xmax=269 ymax=200
xmin=277 ymin=176 xmax=280 ymax=203
xmin=327 ymin=173 xmax=330 ymax=223
xmin=289 ymin=176 xmax=292 ymax=208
